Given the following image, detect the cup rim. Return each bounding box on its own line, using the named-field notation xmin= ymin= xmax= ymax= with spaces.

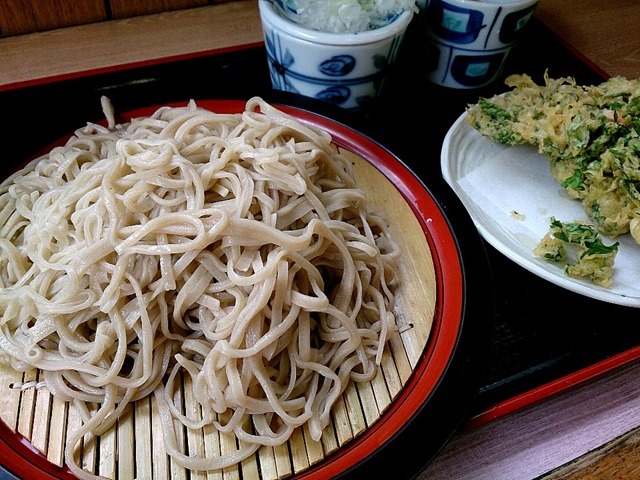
xmin=258 ymin=0 xmax=414 ymax=46
xmin=477 ymin=0 xmax=538 ymax=6
xmin=429 ymin=0 xmax=538 ymax=9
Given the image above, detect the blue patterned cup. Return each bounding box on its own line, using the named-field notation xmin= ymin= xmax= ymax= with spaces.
xmin=258 ymin=0 xmax=414 ymax=111
xmin=419 ymin=0 xmax=538 ymax=88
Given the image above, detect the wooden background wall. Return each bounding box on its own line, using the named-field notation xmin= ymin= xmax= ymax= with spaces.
xmin=0 ymin=0 xmax=236 ymax=37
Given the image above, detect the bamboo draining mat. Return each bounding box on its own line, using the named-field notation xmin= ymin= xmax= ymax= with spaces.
xmin=0 ymin=149 xmax=436 ymax=479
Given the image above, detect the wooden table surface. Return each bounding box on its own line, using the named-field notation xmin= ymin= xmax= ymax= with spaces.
xmin=1 ymin=1 xmax=639 ymax=479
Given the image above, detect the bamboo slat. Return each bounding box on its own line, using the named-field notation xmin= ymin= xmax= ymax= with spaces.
xmin=99 ymin=413 xmax=117 ymax=479
xmin=257 ymin=444 xmax=277 ymax=480
xmin=202 ymin=422 xmax=223 ymax=480
xmin=135 ymin=397 xmax=154 ymax=480
xmin=151 ymin=395 xmax=170 ymax=480
xmin=239 ymin=417 xmax=260 ymax=479
xmin=47 ymin=395 xmax=68 ymax=466
xmin=31 ymin=381 xmax=52 ymax=452
xmin=169 ymin=383 xmax=187 ymax=480
xmin=117 ymin=406 xmax=135 ymax=479
xmin=0 ymin=146 xmax=437 ymax=479
xmin=320 ymin=421 xmax=339 ymax=459
xmin=302 ymin=423 xmax=325 ymax=467
xmin=65 ymin=406 xmax=83 ymax=473
xmin=357 ymin=379 xmax=383 ymax=426
xmin=16 ymin=370 xmax=38 ymax=440
xmin=288 ymin=427 xmax=308 ymax=473
xmin=81 ymin=404 xmax=99 ymax=475
xmin=0 ymin=367 xmax=22 ymax=430
xmin=273 ymin=441 xmax=292 ymax=478
xmin=333 ymin=396 xmax=354 ymax=447
xmin=369 ymin=367 xmax=393 ymax=417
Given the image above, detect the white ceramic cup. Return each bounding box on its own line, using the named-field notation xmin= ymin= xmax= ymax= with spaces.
xmin=419 ymin=0 xmax=539 ymax=89
xmin=258 ymin=0 xmax=414 ymax=110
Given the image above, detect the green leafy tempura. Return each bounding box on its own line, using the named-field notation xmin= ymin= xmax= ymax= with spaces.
xmin=467 ymin=73 xmax=640 ymax=242
xmin=534 ymin=218 xmax=619 ymax=287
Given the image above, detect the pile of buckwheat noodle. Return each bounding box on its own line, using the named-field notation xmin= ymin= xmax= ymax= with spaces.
xmin=0 ymin=96 xmax=400 ymax=479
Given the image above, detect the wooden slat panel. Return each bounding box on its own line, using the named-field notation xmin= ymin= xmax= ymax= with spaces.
xmin=109 ymin=0 xmax=208 ymax=19
xmin=0 ymin=0 xmax=106 ymax=36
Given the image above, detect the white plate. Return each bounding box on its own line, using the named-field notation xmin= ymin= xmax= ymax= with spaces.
xmin=441 ymin=111 xmax=640 ymax=308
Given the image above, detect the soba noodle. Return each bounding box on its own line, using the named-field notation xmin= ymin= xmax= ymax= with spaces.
xmin=0 ymin=96 xmax=400 ymax=479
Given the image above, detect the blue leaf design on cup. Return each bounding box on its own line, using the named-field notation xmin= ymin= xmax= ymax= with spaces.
xmin=271 ymin=0 xmax=298 ymax=14
xmin=264 ymin=32 xmax=295 ymax=71
xmin=316 ymin=85 xmax=351 ymax=104
xmin=319 ymin=55 xmax=356 ymax=77
xmin=373 ymin=54 xmax=388 ymax=70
